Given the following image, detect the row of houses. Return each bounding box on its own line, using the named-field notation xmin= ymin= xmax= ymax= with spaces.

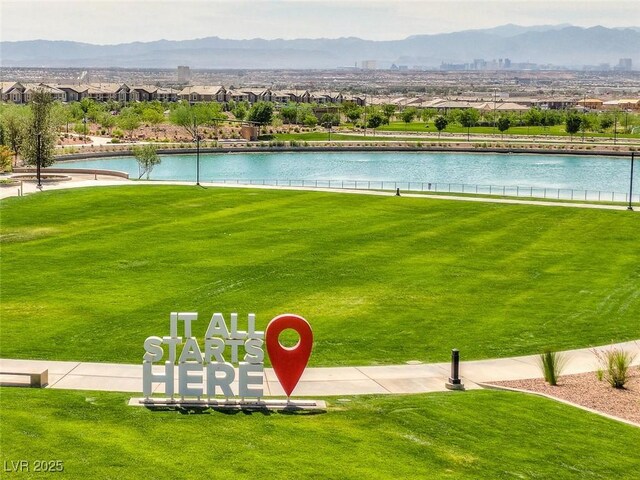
xmin=576 ymin=98 xmax=640 ymax=111
xmin=370 ymin=95 xmax=640 ymax=112
xmin=2 ymin=81 xmax=638 ymax=112
xmin=0 ymin=82 xmax=365 ymax=106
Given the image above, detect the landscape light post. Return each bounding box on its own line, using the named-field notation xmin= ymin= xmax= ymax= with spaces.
xmin=613 ymin=110 xmax=618 ymax=145
xmin=628 ymin=152 xmax=635 ymax=211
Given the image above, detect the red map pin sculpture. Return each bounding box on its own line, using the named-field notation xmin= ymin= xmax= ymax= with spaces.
xmin=266 ymin=314 xmax=313 ymax=397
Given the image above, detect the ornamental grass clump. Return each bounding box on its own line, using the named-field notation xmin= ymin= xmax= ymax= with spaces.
xmin=594 ymin=347 xmax=636 ymax=389
xmin=539 ymin=350 xmax=566 ymax=386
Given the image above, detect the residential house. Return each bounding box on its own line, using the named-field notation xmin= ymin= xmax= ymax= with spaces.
xmin=129 ymin=85 xmax=158 ymax=102
xmin=602 ymin=99 xmax=640 ymax=111
xmin=310 ymin=91 xmax=344 ymax=104
xmin=225 ymin=90 xmax=250 ymax=103
xmin=23 ymin=83 xmax=66 ymax=102
xmin=179 ymin=86 xmax=227 ymax=103
xmin=282 ymin=90 xmax=311 ymax=103
xmin=155 ymin=87 xmax=178 ymax=103
xmin=537 ymin=97 xmax=577 ymax=110
xmin=57 ymin=84 xmax=89 ymax=102
xmin=576 ymin=98 xmax=604 ymax=110
xmin=0 ymin=82 xmax=25 ymax=103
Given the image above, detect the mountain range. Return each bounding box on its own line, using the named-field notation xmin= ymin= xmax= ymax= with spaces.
xmin=1 ymin=25 xmax=638 ymax=69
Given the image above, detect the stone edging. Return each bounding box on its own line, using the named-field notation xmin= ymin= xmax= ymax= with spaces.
xmin=14 ymin=167 xmax=130 ymax=179
xmin=53 ymin=145 xmax=634 ymax=162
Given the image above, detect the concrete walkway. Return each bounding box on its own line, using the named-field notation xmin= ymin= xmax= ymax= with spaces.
xmin=1 ymin=341 xmax=638 ymax=396
xmin=2 ymin=175 xmax=638 ymax=212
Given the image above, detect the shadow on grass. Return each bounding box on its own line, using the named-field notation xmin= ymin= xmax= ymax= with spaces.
xmin=144 ymin=405 xmax=326 ymax=416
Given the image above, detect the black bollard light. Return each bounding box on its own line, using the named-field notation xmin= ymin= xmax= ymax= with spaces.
xmin=445 ymin=348 xmax=465 ymax=390
xmin=395 ymin=187 xmax=401 ymax=196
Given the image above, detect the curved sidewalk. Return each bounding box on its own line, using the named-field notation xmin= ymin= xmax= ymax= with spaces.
xmin=1 ymin=340 xmax=638 ymax=396
xmin=2 ymin=175 xmax=638 ymax=212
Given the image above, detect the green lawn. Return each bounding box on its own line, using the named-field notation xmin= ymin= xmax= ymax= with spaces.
xmin=377 ymin=121 xmax=640 ymax=138
xmin=266 ymin=132 xmax=444 ymax=142
xmin=1 ymin=388 xmax=638 ymax=479
xmin=1 ymin=186 xmax=639 ymax=365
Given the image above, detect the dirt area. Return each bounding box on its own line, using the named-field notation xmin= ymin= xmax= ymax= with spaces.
xmin=492 ymin=369 xmax=640 ymax=425
xmin=58 ymin=134 xmax=90 ymax=146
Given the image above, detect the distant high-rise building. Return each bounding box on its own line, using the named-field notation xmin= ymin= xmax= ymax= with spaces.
xmin=177 ymin=66 xmax=191 ymax=83
xmin=360 ymin=60 xmax=377 ymax=70
xmin=472 ymin=59 xmax=486 ymax=70
xmin=504 ymin=58 xmax=511 ymax=69
xmin=616 ymin=58 xmax=632 ymax=71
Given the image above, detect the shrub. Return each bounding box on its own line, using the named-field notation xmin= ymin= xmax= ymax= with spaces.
xmin=0 ymin=145 xmax=13 ymax=173
xmin=539 ymin=350 xmax=566 ymax=386
xmin=594 ymin=347 xmax=636 ymax=389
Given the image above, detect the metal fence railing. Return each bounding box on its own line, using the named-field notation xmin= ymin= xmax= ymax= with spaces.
xmin=208 ymin=178 xmax=640 ymax=204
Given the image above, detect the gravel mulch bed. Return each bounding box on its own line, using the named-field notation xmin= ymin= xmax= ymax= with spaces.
xmin=491 ymin=369 xmax=640 ymax=425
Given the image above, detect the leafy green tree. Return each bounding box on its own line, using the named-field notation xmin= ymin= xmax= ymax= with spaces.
xmin=302 ymin=113 xmax=317 ymax=127
xmin=21 ymin=89 xmax=57 ymax=168
xmin=51 ymin=102 xmax=73 ymax=134
xmin=133 ymin=144 xmax=161 ymax=179
xmin=170 ymin=102 xmax=225 ymax=139
xmin=68 ymin=102 xmax=84 ymax=122
xmin=246 ymin=102 xmax=274 ymax=125
xmin=497 ymin=116 xmax=511 ymax=138
xmin=446 ymin=108 xmax=462 ymax=124
xmin=434 ymin=116 xmax=448 ymax=138
xmin=295 ymin=104 xmax=315 ymax=125
xmin=401 ymin=108 xmax=418 ymax=124
xmin=341 ymin=102 xmax=362 ymax=124
xmin=565 ymin=112 xmax=582 ymax=140
xmin=142 ymin=108 xmax=164 ymax=126
xmin=232 ymin=103 xmax=248 ymax=121
xmin=367 ymin=112 xmax=385 ymax=131
xmin=320 ymin=113 xmax=340 ymax=127
xmin=599 ymin=115 xmax=614 ymax=131
xmin=459 ymin=109 xmax=480 ymax=140
xmin=99 ymin=112 xmax=116 ymax=135
xmin=421 ymin=108 xmax=437 ymax=123
xmin=381 ymin=104 xmax=396 ymax=122
xmin=117 ymin=108 xmax=141 ymax=140
xmin=280 ymin=102 xmax=298 ymax=124
xmin=1 ymin=106 xmax=28 ymax=162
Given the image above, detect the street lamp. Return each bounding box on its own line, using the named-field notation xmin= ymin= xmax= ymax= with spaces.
xmin=36 ymin=132 xmax=42 ymax=189
xmin=363 ymin=94 xmax=367 ymax=137
xmin=581 ymin=93 xmax=586 ymax=143
xmin=628 ymin=152 xmax=635 ymax=211
xmin=323 ymin=121 xmax=333 ymax=142
xmin=193 ymin=115 xmax=201 ymax=186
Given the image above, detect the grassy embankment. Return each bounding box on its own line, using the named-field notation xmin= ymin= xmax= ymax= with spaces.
xmin=1 ymin=186 xmax=638 ymax=365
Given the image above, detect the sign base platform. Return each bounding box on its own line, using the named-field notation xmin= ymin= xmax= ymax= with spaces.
xmin=128 ymin=397 xmax=327 ymax=411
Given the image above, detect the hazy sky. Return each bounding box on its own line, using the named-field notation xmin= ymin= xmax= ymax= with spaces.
xmin=2 ymin=0 xmax=638 ymax=44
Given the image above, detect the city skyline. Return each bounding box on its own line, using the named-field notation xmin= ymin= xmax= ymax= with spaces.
xmin=1 ymin=0 xmax=638 ymax=44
